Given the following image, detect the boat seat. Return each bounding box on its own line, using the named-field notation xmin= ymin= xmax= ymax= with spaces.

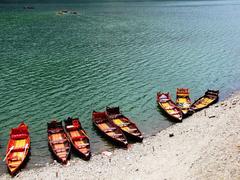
xmin=48 ymin=129 xmax=63 ymax=134
xmin=12 ymin=147 xmax=25 ymax=152
xmin=159 ymin=99 xmax=169 ymax=103
xmin=8 ymin=156 xmax=22 ymax=161
xmin=170 ymin=112 xmax=180 ymax=115
xmin=118 ymin=138 xmax=125 ymax=141
xmin=165 ymin=107 xmax=174 ymax=110
xmin=127 ymin=128 xmax=138 ymax=132
xmin=11 ymin=134 xmax=28 ymax=140
xmin=54 ymin=147 xmax=69 ymax=153
xmin=72 ymin=136 xmax=86 ymax=141
xmin=120 ymin=122 xmax=131 ymax=127
xmin=112 ymin=134 xmax=123 ymax=138
xmin=133 ymin=132 xmax=141 ymax=136
xmin=50 ymin=139 xmax=67 ymax=144
xmin=78 ymin=143 xmax=90 ymax=148
xmin=104 ymin=127 xmax=117 ymax=133
xmin=66 ymin=125 xmax=79 ymax=131
xmin=95 ymin=119 xmax=107 ymax=124
xmin=9 ymin=163 xmax=19 ymax=168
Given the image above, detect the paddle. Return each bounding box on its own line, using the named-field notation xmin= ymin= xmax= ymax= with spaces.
xmin=3 ymin=146 xmax=14 ymax=161
xmin=22 ymin=143 xmax=29 ymax=158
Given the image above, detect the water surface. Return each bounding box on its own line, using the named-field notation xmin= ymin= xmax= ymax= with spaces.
xmin=1 ymin=0 xmax=240 ymax=173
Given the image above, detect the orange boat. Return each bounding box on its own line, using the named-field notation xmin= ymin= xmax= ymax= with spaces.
xmin=105 ymin=107 xmax=143 ymax=142
xmin=176 ymin=88 xmax=192 ymax=115
xmin=5 ymin=122 xmax=30 ymax=176
xmin=157 ymin=92 xmax=183 ymax=121
xmin=64 ymin=117 xmax=91 ymax=160
xmin=92 ymin=111 xmax=128 ymax=147
xmin=47 ymin=120 xmax=71 ymax=164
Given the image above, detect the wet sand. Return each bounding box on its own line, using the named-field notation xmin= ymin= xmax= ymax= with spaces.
xmin=1 ymin=92 xmax=240 ymax=180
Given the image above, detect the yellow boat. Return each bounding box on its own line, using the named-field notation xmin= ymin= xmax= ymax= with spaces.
xmin=190 ymin=90 xmax=219 ymax=112
xmin=176 ymin=88 xmax=191 ymax=115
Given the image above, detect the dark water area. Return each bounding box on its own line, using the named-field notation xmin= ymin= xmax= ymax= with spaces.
xmin=1 ymin=0 xmax=240 ymax=174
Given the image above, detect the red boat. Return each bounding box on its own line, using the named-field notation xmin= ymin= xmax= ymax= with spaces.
xmin=92 ymin=111 xmax=128 ymax=147
xmin=47 ymin=120 xmax=71 ymax=164
xmin=5 ymin=122 xmax=30 ymax=176
xmin=157 ymin=92 xmax=183 ymax=121
xmin=105 ymin=107 xmax=143 ymax=142
xmin=64 ymin=117 xmax=91 ymax=160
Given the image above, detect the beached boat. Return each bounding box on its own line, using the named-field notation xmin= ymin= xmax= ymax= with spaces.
xmin=157 ymin=92 xmax=183 ymax=121
xmin=47 ymin=120 xmax=71 ymax=164
xmin=5 ymin=122 xmax=30 ymax=176
xmin=92 ymin=111 xmax=128 ymax=147
xmin=176 ymin=88 xmax=192 ymax=115
xmin=64 ymin=117 xmax=91 ymax=160
xmin=105 ymin=107 xmax=143 ymax=142
xmin=190 ymin=90 xmax=219 ymax=112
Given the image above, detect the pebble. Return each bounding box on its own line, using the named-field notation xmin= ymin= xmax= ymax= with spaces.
xmin=208 ymin=115 xmax=216 ymax=118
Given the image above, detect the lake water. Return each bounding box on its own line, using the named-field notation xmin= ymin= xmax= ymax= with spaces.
xmin=1 ymin=0 xmax=240 ymax=173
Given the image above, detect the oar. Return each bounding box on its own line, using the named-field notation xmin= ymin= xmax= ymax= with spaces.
xmin=3 ymin=146 xmax=14 ymax=161
xmin=23 ymin=144 xmax=29 ymax=157
xmin=81 ymin=130 xmax=89 ymax=139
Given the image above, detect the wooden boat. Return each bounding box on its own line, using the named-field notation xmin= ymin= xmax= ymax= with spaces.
xmin=5 ymin=122 xmax=30 ymax=176
xmin=64 ymin=117 xmax=91 ymax=160
xmin=105 ymin=107 xmax=143 ymax=142
xmin=176 ymin=88 xmax=192 ymax=115
xmin=157 ymin=92 xmax=183 ymax=121
xmin=190 ymin=89 xmax=219 ymax=112
xmin=47 ymin=120 xmax=71 ymax=164
xmin=92 ymin=111 xmax=128 ymax=147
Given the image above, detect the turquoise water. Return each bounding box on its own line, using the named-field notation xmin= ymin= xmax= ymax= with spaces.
xmin=1 ymin=0 xmax=240 ymax=172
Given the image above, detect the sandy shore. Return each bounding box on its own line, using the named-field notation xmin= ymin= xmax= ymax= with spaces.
xmin=1 ymin=92 xmax=240 ymax=180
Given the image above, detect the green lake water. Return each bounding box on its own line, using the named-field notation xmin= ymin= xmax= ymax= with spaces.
xmin=1 ymin=0 xmax=240 ymax=173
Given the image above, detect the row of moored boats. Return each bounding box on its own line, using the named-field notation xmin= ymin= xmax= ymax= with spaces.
xmin=4 ymin=89 xmax=219 ymax=176
xmin=4 ymin=107 xmax=143 ymax=176
xmin=156 ymin=89 xmax=219 ymax=121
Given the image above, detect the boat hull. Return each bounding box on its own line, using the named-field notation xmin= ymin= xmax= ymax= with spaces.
xmin=47 ymin=120 xmax=71 ymax=164
xmin=176 ymin=88 xmax=192 ymax=116
xmin=6 ymin=122 xmax=30 ymax=176
xmin=64 ymin=118 xmax=91 ymax=161
xmin=105 ymin=107 xmax=143 ymax=142
xmin=92 ymin=111 xmax=128 ymax=148
xmin=190 ymin=90 xmax=219 ymax=112
xmin=157 ymin=92 xmax=183 ymax=122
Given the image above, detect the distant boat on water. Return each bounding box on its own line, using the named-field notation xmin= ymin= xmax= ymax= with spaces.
xmin=23 ymin=6 xmax=35 ymax=9
xmin=56 ymin=10 xmax=78 ymax=16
